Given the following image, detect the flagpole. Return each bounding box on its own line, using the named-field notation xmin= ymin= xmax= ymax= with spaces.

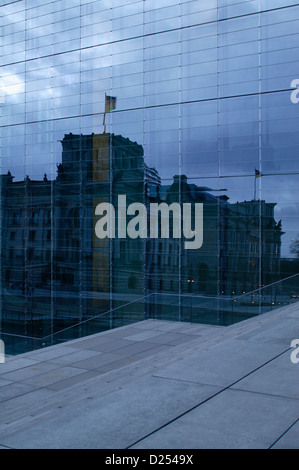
xmin=103 ymin=93 xmax=107 ymax=133
xmin=103 ymin=93 xmax=117 ymax=134
xmin=254 ymin=175 xmax=257 ymax=201
xmin=103 ymin=112 xmax=106 ymax=134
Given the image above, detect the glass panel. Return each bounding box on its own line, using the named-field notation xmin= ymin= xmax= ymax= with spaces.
xmin=1 ymin=0 xmax=299 ymax=356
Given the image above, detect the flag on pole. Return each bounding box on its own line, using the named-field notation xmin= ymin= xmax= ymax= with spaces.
xmin=105 ymin=95 xmax=117 ymax=113
xmin=253 ymin=168 xmax=262 ymax=200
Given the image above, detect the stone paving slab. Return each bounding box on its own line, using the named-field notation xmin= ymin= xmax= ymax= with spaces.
xmin=231 ymin=351 xmax=299 ymax=400
xmin=45 ymin=370 xmax=105 ymax=392
xmin=271 ymin=419 xmax=299 ymax=449
xmin=0 ymin=376 xmax=220 ymax=449
xmin=152 ymin=338 xmax=289 ymax=388
xmin=0 ymin=382 xmax=41 ymax=403
xmin=19 ymin=365 xmax=89 ymax=388
xmin=131 ymin=389 xmax=299 ymax=449
xmin=0 ymin=389 xmax=58 ymax=429
xmin=0 ymin=358 xmax=39 ymax=374
xmin=48 ymin=349 xmax=104 ymax=365
xmin=21 ymin=346 xmax=83 ymax=362
xmin=0 ymin=362 xmax=61 ymax=383
xmin=0 ymin=378 xmax=13 ymax=388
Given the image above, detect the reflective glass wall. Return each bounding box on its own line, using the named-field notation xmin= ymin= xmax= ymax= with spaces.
xmin=1 ymin=0 xmax=299 ymax=354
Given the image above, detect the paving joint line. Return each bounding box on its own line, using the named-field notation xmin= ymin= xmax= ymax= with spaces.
xmin=0 ymin=443 xmax=15 ymax=449
xmin=268 ymin=418 xmax=299 ymax=449
xmin=228 ymin=387 xmax=299 ymax=402
xmin=126 ymin=346 xmax=292 ymax=449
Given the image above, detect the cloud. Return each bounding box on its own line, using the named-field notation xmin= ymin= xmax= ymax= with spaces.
xmin=0 ymin=73 xmax=24 ymax=102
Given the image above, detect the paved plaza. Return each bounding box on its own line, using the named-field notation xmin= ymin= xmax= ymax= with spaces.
xmin=0 ymin=303 xmax=298 ymax=449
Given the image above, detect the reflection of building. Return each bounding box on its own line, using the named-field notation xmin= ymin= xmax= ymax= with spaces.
xmin=58 ymin=132 xmax=162 ymax=312
xmin=0 ymin=134 xmax=284 ymax=326
xmin=146 ymin=174 xmax=284 ymax=297
xmin=1 ymin=133 xmax=152 ymax=323
xmin=1 ymin=172 xmax=52 ymax=321
xmin=224 ymin=200 xmax=283 ymax=295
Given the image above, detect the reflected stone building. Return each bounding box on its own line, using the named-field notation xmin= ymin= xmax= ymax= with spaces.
xmin=147 ymin=174 xmax=283 ymax=298
xmin=1 ymin=133 xmax=158 ymax=327
xmin=1 ymin=172 xmax=52 ymax=322
xmin=0 ymin=133 xmax=284 ymax=332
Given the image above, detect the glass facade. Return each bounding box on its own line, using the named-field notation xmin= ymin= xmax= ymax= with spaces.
xmin=1 ymin=0 xmax=299 ymax=354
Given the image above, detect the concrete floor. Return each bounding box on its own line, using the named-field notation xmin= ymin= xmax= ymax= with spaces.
xmin=0 ymin=303 xmax=298 ymax=449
